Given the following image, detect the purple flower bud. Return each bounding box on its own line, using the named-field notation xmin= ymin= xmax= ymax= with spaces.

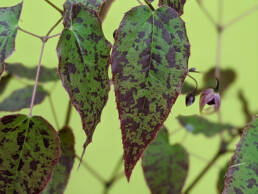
xmin=200 ymin=88 xmax=221 ymax=113
xmin=185 ymin=92 xmax=195 ymax=107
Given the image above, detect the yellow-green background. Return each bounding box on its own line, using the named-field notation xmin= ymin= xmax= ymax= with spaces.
xmin=0 ymin=0 xmax=257 ymax=193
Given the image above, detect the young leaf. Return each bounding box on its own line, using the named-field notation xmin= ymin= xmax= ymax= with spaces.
xmin=5 ymin=63 xmax=59 ymax=82
xmin=217 ymin=162 xmax=229 ymax=193
xmin=42 ymin=126 xmax=75 ymax=194
xmin=142 ymin=127 xmax=189 ymax=193
xmin=177 ymin=115 xmax=234 ymax=137
xmin=0 ymin=2 xmax=23 ymax=76
xmin=111 ymin=5 xmax=190 ymax=180
xmin=0 ymin=114 xmax=60 ymax=193
xmin=0 ymin=73 xmax=12 ymax=95
xmin=0 ymin=85 xmax=48 ymax=112
xmin=203 ymin=68 xmax=236 ymax=96
xmin=223 ymin=118 xmax=258 ymax=194
xmin=57 ymin=4 xmax=111 ymax=156
xmin=159 ymin=0 xmax=186 ymax=16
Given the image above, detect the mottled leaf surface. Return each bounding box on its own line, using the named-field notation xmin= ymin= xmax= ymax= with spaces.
xmin=0 ymin=3 xmax=23 ymax=76
xmin=57 ymin=4 xmax=111 ymax=152
xmin=0 ymin=114 xmax=60 ymax=193
xmin=217 ymin=162 xmax=229 ymax=193
xmin=203 ymin=68 xmax=236 ymax=96
xmin=0 ymin=85 xmax=48 ymax=112
xmin=112 ymin=5 xmax=190 ymax=180
xmin=177 ymin=115 xmax=234 ymax=137
xmin=159 ymin=0 xmax=186 ymax=16
xmin=223 ymin=118 xmax=258 ymax=194
xmin=142 ymin=127 xmax=189 ymax=194
xmin=42 ymin=127 xmax=75 ymax=194
xmin=5 ymin=63 xmax=59 ymax=82
xmin=0 ymin=73 xmax=12 ymax=95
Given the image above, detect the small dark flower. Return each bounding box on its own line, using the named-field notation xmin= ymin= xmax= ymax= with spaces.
xmin=185 ymin=92 xmax=195 ymax=107
xmin=200 ymin=88 xmax=221 ymax=113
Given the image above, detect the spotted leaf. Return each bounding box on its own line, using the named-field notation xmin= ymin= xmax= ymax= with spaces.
xmin=0 ymin=114 xmax=60 ymax=193
xmin=0 ymin=2 xmax=23 ymax=76
xmin=223 ymin=118 xmax=258 ymax=194
xmin=142 ymin=127 xmax=189 ymax=193
xmin=42 ymin=126 xmax=75 ymax=194
xmin=5 ymin=63 xmax=59 ymax=82
xmin=57 ymin=4 xmax=111 ymax=156
xmin=177 ymin=115 xmax=234 ymax=137
xmin=112 ymin=5 xmax=190 ymax=180
xmin=159 ymin=0 xmax=186 ymax=16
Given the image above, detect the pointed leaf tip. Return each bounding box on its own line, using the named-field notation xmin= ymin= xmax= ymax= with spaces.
xmin=112 ymin=5 xmax=190 ymax=179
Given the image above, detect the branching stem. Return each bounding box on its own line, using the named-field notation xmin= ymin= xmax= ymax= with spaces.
xmin=18 ymin=27 xmax=43 ymax=40
xmin=196 ymin=0 xmax=217 ymax=26
xmin=44 ymin=0 xmax=63 ymax=15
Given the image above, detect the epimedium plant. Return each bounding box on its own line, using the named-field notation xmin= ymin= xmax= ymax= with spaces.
xmin=0 ymin=0 xmax=257 ymax=194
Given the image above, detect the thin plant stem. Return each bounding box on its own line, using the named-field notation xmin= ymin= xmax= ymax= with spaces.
xmin=46 ymin=17 xmax=63 ymax=37
xmin=137 ymin=0 xmax=143 ymax=5
xmin=29 ymin=42 xmax=46 ymax=117
xmin=18 ymin=27 xmax=42 ymax=39
xmin=48 ymin=94 xmax=60 ymax=129
xmin=47 ymin=33 xmax=61 ymax=39
xmin=44 ymin=0 xmax=63 ymax=15
xmin=64 ymin=101 xmax=72 ymax=126
xmin=75 ymin=154 xmax=106 ymax=184
xmin=223 ymin=5 xmax=258 ymax=29
xmin=196 ymin=0 xmax=217 ymax=26
xmin=144 ymin=0 xmax=155 ymax=11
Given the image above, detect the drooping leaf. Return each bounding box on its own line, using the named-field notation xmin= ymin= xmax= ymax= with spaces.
xmin=217 ymin=162 xmax=230 ymax=193
xmin=57 ymin=4 xmax=111 ymax=156
xmin=0 ymin=114 xmax=60 ymax=193
xmin=42 ymin=126 xmax=75 ymax=194
xmin=142 ymin=126 xmax=189 ymax=193
xmin=159 ymin=0 xmax=186 ymax=16
xmin=111 ymin=5 xmax=190 ymax=180
xmin=203 ymin=68 xmax=236 ymax=96
xmin=177 ymin=115 xmax=234 ymax=137
xmin=0 ymin=85 xmax=48 ymax=112
xmin=0 ymin=2 xmax=23 ymax=76
xmin=5 ymin=63 xmax=59 ymax=82
xmin=0 ymin=73 xmax=12 ymax=95
xmin=223 ymin=118 xmax=258 ymax=194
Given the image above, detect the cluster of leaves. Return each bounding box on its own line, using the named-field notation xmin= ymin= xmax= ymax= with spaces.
xmin=0 ymin=0 xmax=257 ymax=194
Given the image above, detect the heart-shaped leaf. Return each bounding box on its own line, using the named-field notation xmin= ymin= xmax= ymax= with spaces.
xmin=57 ymin=3 xmax=111 ymax=157
xmin=5 ymin=63 xmax=59 ymax=82
xmin=42 ymin=126 xmax=75 ymax=194
xmin=159 ymin=0 xmax=186 ymax=16
xmin=0 ymin=114 xmax=60 ymax=193
xmin=223 ymin=118 xmax=258 ymax=194
xmin=112 ymin=5 xmax=190 ymax=180
xmin=177 ymin=115 xmax=234 ymax=137
xmin=142 ymin=126 xmax=189 ymax=193
xmin=0 ymin=2 xmax=23 ymax=76
xmin=0 ymin=85 xmax=48 ymax=112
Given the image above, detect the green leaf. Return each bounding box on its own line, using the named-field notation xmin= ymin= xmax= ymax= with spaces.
xmin=159 ymin=0 xmax=186 ymax=16
xmin=177 ymin=115 xmax=234 ymax=137
xmin=0 ymin=73 xmax=12 ymax=96
xmin=0 ymin=63 xmax=4 ymax=77
xmin=42 ymin=126 xmax=75 ymax=194
xmin=223 ymin=118 xmax=258 ymax=194
xmin=203 ymin=68 xmax=236 ymax=96
xmin=111 ymin=5 xmax=190 ymax=180
xmin=5 ymin=63 xmax=59 ymax=82
xmin=0 ymin=2 xmax=23 ymax=76
xmin=0 ymin=114 xmax=60 ymax=193
xmin=217 ymin=162 xmax=229 ymax=193
xmin=142 ymin=127 xmax=189 ymax=193
xmin=57 ymin=4 xmax=111 ymax=155
xmin=0 ymin=85 xmax=48 ymax=112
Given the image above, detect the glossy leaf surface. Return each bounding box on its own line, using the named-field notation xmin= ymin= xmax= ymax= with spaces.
xmin=142 ymin=127 xmax=189 ymax=193
xmin=0 ymin=114 xmax=60 ymax=193
xmin=177 ymin=115 xmax=234 ymax=137
xmin=223 ymin=118 xmax=258 ymax=194
xmin=57 ymin=4 xmax=111 ymax=154
xmin=159 ymin=0 xmax=186 ymax=16
xmin=42 ymin=127 xmax=75 ymax=194
xmin=5 ymin=63 xmax=59 ymax=82
xmin=0 ymin=2 xmax=23 ymax=76
xmin=112 ymin=5 xmax=190 ymax=180
xmin=0 ymin=85 xmax=48 ymax=112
